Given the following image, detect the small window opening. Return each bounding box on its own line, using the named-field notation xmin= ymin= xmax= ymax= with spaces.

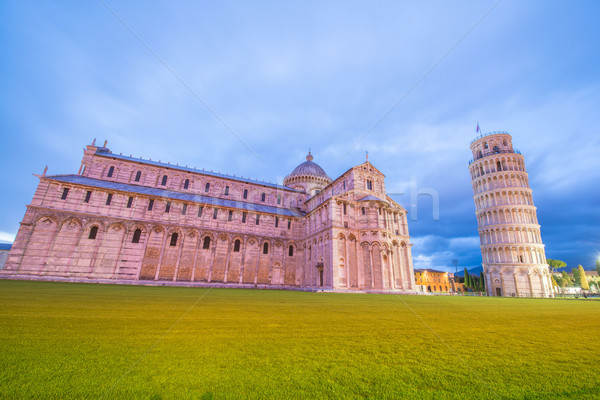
xmin=132 ymin=228 xmax=142 ymax=244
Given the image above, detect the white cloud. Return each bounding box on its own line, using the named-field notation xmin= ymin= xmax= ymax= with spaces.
xmin=0 ymin=232 xmax=15 ymax=243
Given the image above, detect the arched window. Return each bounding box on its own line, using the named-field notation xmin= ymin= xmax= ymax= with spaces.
xmin=132 ymin=228 xmax=142 ymax=244
xmin=135 ymin=171 xmax=141 ymax=182
xmin=493 ymin=145 xmax=500 ymax=154
xmin=88 ymin=226 xmax=98 ymax=240
xmin=497 ymin=161 xmax=502 ymax=172
xmin=277 ymin=195 xmax=281 ymax=205
xmin=224 ymin=186 xmax=230 ymax=195
xmin=107 ymin=166 xmax=114 ymax=177
xmin=233 ymin=239 xmax=241 ymax=252
xmin=170 ymin=233 xmax=178 ymax=246
xmin=205 ymin=182 xmax=210 ymax=192
xmin=203 ymin=237 xmax=211 ymax=249
xmin=161 ymin=175 xmax=168 ymax=186
xmin=263 ymin=242 xmax=269 ymax=254
xmin=477 ymin=150 xmax=482 ymax=158
xmin=288 ymin=245 xmax=294 ymax=257
xmin=484 ymin=142 xmax=489 ymax=149
xmin=243 ymin=189 xmax=248 ymax=199
xmin=184 ymin=179 xmax=189 ymax=189
xmin=261 ymin=193 xmax=266 ymax=202
xmin=362 ymin=207 xmax=366 ymax=215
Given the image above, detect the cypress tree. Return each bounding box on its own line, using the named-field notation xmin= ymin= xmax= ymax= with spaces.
xmin=579 ymin=265 xmax=589 ymax=290
xmin=480 ymin=272 xmax=486 ymax=291
xmin=464 ymin=268 xmax=470 ymax=289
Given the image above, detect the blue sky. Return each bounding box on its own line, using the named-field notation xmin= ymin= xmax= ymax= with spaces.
xmin=1 ymin=0 xmax=599 ymax=271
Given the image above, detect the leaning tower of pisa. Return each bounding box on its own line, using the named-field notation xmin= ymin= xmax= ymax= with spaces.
xmin=469 ymin=131 xmax=553 ymax=297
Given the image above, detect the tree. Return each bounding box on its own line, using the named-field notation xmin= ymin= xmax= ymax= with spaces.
xmin=480 ymin=272 xmax=486 ymax=292
xmin=561 ymin=271 xmax=572 ymax=287
xmin=464 ymin=268 xmax=470 ymax=289
xmin=547 ymin=259 xmax=567 ymax=272
xmin=596 ymin=258 xmax=600 ymax=274
xmin=572 ymin=267 xmax=581 ymax=286
xmin=551 ymin=275 xmax=559 ymax=288
xmin=579 ymin=265 xmax=589 ymax=291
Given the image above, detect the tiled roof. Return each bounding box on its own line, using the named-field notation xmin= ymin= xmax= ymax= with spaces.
xmin=414 ymin=269 xmax=448 ymax=274
xmin=357 ymin=195 xmax=388 ymax=203
xmin=95 ymin=148 xmax=301 ymax=192
xmin=46 ymin=175 xmax=305 ymax=218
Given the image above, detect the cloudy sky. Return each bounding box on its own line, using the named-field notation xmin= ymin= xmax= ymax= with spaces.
xmin=1 ymin=0 xmax=598 ymax=271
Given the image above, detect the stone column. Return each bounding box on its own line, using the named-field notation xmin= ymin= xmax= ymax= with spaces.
xmin=136 ymin=227 xmax=152 ymax=280
xmin=344 ymin=237 xmax=350 ymax=289
xmin=222 ymin=238 xmax=232 ymax=283
xmin=190 ymin=233 xmax=201 ymax=282
xmin=527 ymin=272 xmax=534 ymax=297
xmin=369 ymin=244 xmax=375 ymax=289
xmin=153 ymin=230 xmax=168 ymax=281
xmin=172 ymin=231 xmax=186 ymax=282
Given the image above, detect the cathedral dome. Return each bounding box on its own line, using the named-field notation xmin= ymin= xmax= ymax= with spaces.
xmin=283 ymin=151 xmax=332 ymax=194
xmin=287 ymin=152 xmax=331 ymax=180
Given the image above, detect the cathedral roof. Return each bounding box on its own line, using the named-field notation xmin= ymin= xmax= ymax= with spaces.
xmin=285 ymin=152 xmax=331 ymax=181
xmin=45 ymin=175 xmax=305 ymax=217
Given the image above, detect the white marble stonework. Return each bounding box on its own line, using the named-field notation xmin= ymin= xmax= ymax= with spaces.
xmin=469 ymin=132 xmax=553 ymax=297
xmin=3 ymin=142 xmax=416 ymax=292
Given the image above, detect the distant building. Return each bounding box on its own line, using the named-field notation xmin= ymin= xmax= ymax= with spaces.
xmin=2 ymin=141 xmax=416 ymax=292
xmin=0 ymin=243 xmax=12 ymax=270
xmin=414 ymin=269 xmax=451 ymax=293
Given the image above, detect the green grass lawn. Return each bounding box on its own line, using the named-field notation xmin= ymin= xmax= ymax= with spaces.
xmin=0 ymin=280 xmax=598 ymax=399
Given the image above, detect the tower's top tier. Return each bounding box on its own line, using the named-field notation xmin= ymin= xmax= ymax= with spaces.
xmin=469 ymin=131 xmax=520 ymax=164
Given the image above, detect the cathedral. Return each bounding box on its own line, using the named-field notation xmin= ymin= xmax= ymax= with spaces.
xmin=2 ymin=141 xmax=416 ymax=292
